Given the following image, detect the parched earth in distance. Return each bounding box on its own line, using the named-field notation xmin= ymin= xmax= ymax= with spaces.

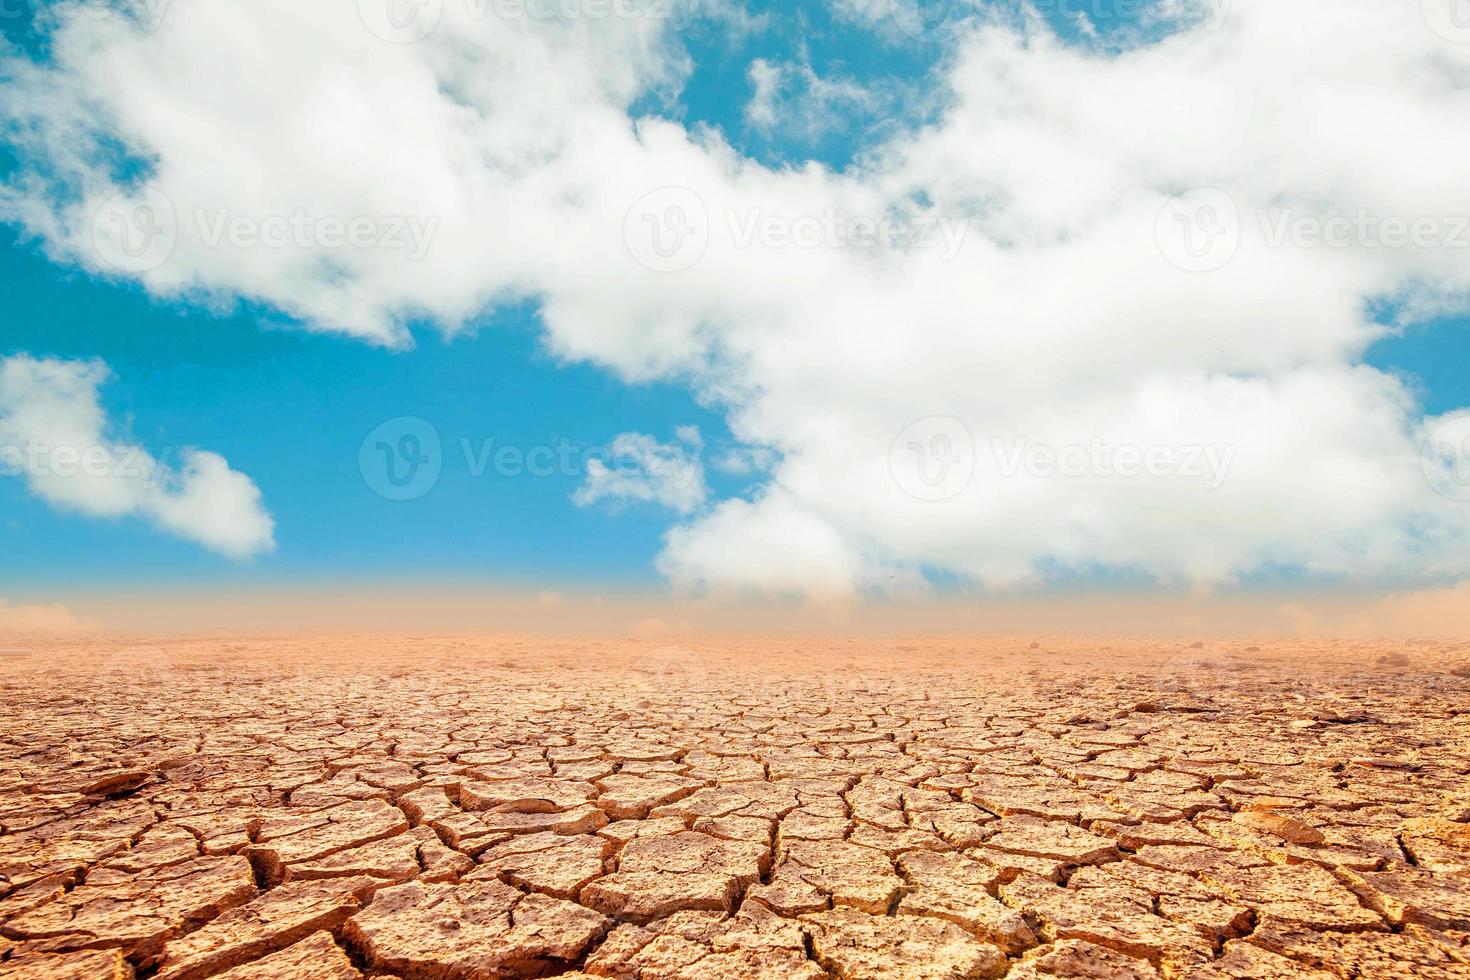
xmin=1 ymin=634 xmax=1468 ymax=979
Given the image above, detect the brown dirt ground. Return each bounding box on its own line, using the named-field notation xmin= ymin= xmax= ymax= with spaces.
xmin=1 ymin=633 xmax=1468 ymax=979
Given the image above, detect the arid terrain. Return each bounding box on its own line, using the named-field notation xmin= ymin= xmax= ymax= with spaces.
xmin=1 ymin=634 xmax=1468 ymax=979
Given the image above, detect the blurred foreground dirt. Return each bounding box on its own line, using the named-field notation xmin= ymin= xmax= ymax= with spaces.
xmin=1 ymin=634 xmax=1468 ymax=978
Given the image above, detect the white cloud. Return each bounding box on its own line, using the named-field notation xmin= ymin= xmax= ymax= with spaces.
xmin=746 ymin=58 xmax=783 ymax=130
xmin=0 ymin=0 xmax=691 ymax=345
xmin=658 ymin=486 xmax=904 ymax=598
xmin=713 ymin=443 xmax=778 ymax=476
xmin=0 ymin=355 xmax=275 ymax=557
xmin=573 ymin=430 xmax=707 ymax=514
xmin=744 ymin=55 xmax=894 ymax=143
xmin=3 ymin=0 xmax=1470 ymax=597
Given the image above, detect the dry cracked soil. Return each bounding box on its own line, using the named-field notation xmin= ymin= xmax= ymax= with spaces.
xmin=1 ymin=633 xmax=1469 ymax=979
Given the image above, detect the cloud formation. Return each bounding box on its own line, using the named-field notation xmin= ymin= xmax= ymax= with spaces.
xmin=0 ymin=355 xmax=275 ymax=558
xmin=574 ymin=429 xmax=707 ymax=514
xmin=744 ymin=55 xmax=888 ymax=142
xmin=3 ymin=0 xmax=1470 ymax=596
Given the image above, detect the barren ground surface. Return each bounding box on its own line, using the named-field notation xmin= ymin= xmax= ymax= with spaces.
xmin=1 ymin=634 xmax=1469 ymax=979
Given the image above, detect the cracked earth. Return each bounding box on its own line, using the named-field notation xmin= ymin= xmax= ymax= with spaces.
xmin=2 ymin=634 xmax=1469 ymax=979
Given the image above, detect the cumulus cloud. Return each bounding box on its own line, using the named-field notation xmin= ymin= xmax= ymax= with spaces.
xmin=659 ymin=486 xmax=907 ymax=598
xmin=3 ymin=0 xmax=1470 ymax=597
xmin=712 ymin=443 xmax=778 ymax=476
xmin=573 ymin=430 xmax=707 ymax=514
xmin=0 ymin=355 xmax=274 ymax=557
xmin=744 ymin=56 xmax=887 ymax=142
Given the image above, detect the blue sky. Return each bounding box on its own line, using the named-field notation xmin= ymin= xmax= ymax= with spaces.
xmin=4 ymin=0 xmax=916 ymax=595
xmin=0 ymin=220 xmax=738 ymax=593
xmin=2 ymin=0 xmax=1469 ymax=607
